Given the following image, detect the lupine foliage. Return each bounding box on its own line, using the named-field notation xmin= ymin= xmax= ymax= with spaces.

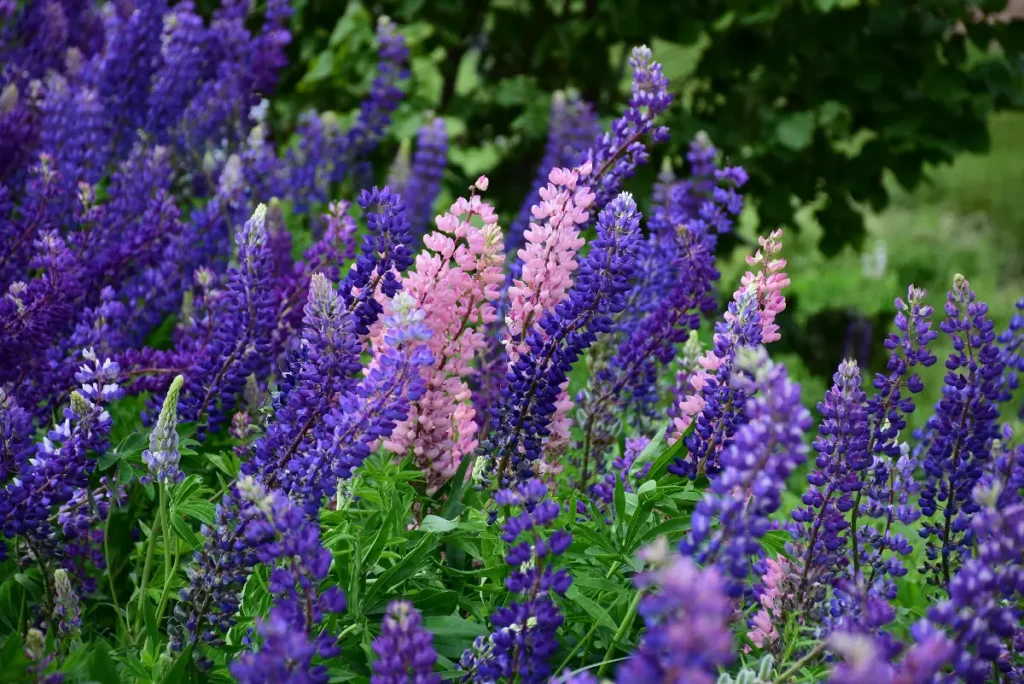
xmin=0 ymin=4 xmax=1022 ymax=684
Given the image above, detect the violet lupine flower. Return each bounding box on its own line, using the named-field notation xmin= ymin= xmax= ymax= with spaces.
xmin=927 ymin=483 xmax=1024 ymax=682
xmin=0 ymin=350 xmax=122 ymax=560
xmin=507 ymin=91 xmax=599 ymax=256
xmin=589 ymin=436 xmax=651 ymax=509
xmin=54 ymin=478 xmax=125 ymax=592
xmin=146 ymin=1 xmax=210 ymax=139
xmin=142 ymin=374 xmax=185 ymax=485
xmin=460 ymin=479 xmax=572 ymax=684
xmin=995 ymin=296 xmax=1023 ymax=418
xmin=0 ymin=387 xmax=33 ymax=481
xmin=826 ymin=624 xmax=955 ymax=684
xmin=283 ymin=292 xmax=433 ymax=515
xmin=380 ymin=182 xmax=504 ymax=492
xmin=919 ymin=274 xmax=1004 ymax=589
xmin=371 ymin=600 xmax=441 ymax=684
xmin=403 ymin=116 xmax=449 ymax=237
xmin=668 ymin=229 xmax=790 ymax=477
xmin=679 ymin=348 xmax=812 ymax=593
xmin=37 ymin=78 xmax=111 ymax=196
xmin=344 ymin=186 xmax=415 ymax=336
xmin=617 ymin=554 xmax=734 ymax=684
xmin=582 ymin=46 xmax=673 ymax=214
xmin=0 ymin=230 xmax=83 ymax=383
xmin=332 ymin=17 xmax=409 ymax=185
xmin=789 ymin=361 xmax=868 ymax=600
xmin=53 ymin=568 xmax=80 ymax=638
xmin=0 ymin=82 xmax=39 ymax=184
xmin=230 ymin=606 xmax=333 ymax=684
xmin=845 ymin=285 xmax=936 ymax=593
xmin=178 ymin=205 xmax=278 ymax=439
xmin=483 ymin=192 xmax=643 ymax=487
xmin=96 ymin=0 xmax=166 ymax=151
xmin=0 ymin=155 xmax=66 ymax=290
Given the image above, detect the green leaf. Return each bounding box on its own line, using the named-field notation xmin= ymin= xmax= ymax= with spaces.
xmin=612 ymin=473 xmax=626 ymax=532
xmin=423 ymin=615 xmax=488 ymax=640
xmin=159 ymin=644 xmax=194 ymax=684
xmin=142 ymin=593 xmax=159 ymax=647
xmin=169 ymin=513 xmax=201 ymax=550
xmin=566 ymin=585 xmax=619 ymax=631
xmin=89 ymin=646 xmax=121 ymax=684
xmin=363 ymin=534 xmax=437 ymax=608
xmin=420 ymin=515 xmax=458 ymax=533
xmin=775 ymin=111 xmax=816 ymax=151
xmin=635 ymin=517 xmax=690 ymax=550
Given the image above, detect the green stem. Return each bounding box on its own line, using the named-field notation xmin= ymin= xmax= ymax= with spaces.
xmin=160 ymin=485 xmax=172 ymax=598
xmin=773 ymin=642 xmax=827 ymax=683
xmin=92 ymin=483 xmax=130 ymax=639
xmin=597 ymin=589 xmax=643 ymax=677
xmin=133 ymin=507 xmax=162 ymax=637
xmin=557 ymin=619 xmax=602 ymax=673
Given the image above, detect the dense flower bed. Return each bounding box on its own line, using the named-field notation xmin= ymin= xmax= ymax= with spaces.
xmin=1 ymin=3 xmax=1022 ymax=684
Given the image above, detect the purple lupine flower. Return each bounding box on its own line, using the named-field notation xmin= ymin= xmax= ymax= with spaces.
xmin=37 ymin=77 xmax=112 ymax=196
xmin=582 ymin=46 xmax=673 ymax=214
xmin=0 ymin=81 xmax=40 ymax=184
xmin=146 ymin=1 xmax=211 ymax=139
xmin=402 ymin=117 xmax=448 ymax=238
xmin=483 ymin=192 xmax=643 ymax=486
xmin=285 ymin=292 xmax=433 ymax=514
xmin=679 ymin=348 xmax=811 ymax=593
xmin=826 ymin=624 xmax=955 ymax=684
xmin=995 ymin=296 xmax=1023 ymax=418
xmin=926 ymin=482 xmax=1024 ymax=682
xmin=0 ymin=387 xmax=33 ymax=481
xmin=667 ymin=286 xmax=763 ymax=480
xmin=787 ymin=360 xmax=868 ymax=612
xmin=0 ymin=350 xmax=122 ymax=560
xmin=53 ymin=478 xmax=125 ymax=592
xmin=589 ymin=436 xmax=651 ymax=509
xmin=53 ymin=568 xmax=80 ymax=637
xmin=344 ymin=186 xmax=415 ymax=336
xmin=178 ymin=204 xmax=278 ymax=439
xmin=142 ymin=375 xmax=185 ymax=485
xmin=460 ymin=479 xmax=572 ymax=684
xmin=96 ymin=0 xmax=166 ymax=152
xmin=920 ymin=275 xmax=1004 ymax=589
xmin=507 ymin=91 xmax=598 ymax=256
xmin=617 ymin=554 xmax=734 ymax=684
xmin=371 ymin=600 xmax=441 ymax=684
xmin=0 ymin=155 xmax=67 ymax=290
xmin=230 ymin=606 xmax=331 ymax=684
xmin=330 ymin=17 xmax=409 ymax=186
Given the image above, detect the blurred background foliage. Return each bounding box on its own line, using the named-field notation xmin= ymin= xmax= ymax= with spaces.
xmin=267 ymin=0 xmax=1023 ymax=417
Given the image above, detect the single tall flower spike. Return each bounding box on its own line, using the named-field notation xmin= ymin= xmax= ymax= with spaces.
xmin=54 ymin=568 xmax=81 ymax=638
xmin=378 ymin=180 xmax=505 ymax=492
xmin=142 ymin=374 xmax=185 ymax=484
xmin=371 ymin=601 xmax=441 ymax=684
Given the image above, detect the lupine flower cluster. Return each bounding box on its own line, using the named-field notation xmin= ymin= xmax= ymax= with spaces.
xmin=3 ymin=7 xmax=1023 ymax=683
xmin=460 ymin=479 xmax=572 ymax=683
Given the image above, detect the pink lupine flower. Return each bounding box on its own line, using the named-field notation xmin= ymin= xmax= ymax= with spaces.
xmin=504 ymin=163 xmax=595 ymax=463
xmin=729 ymin=228 xmax=789 ymax=344
xmin=747 ymin=556 xmax=789 ymax=649
xmin=375 ymin=180 xmax=505 ymax=492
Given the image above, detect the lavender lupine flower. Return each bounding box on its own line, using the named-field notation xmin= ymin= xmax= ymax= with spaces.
xmin=178 ymin=205 xmax=278 ymax=439
xmin=617 ymin=554 xmax=735 ymax=684
xmin=920 ymin=275 xmax=1004 ymax=589
xmin=53 ymin=568 xmax=80 ymax=638
xmin=582 ymin=46 xmax=673 ymax=214
xmin=277 ymin=292 xmax=433 ymax=514
xmin=589 ymin=436 xmax=651 ymax=509
xmin=507 ymin=91 xmax=598 ymax=256
xmin=230 ymin=606 xmax=331 ymax=684
xmin=0 ymin=230 xmax=83 ymax=383
xmin=146 ymin=2 xmax=211 ymax=139
xmin=142 ymin=374 xmax=185 ymax=485
xmin=846 ymin=286 xmax=936 ymax=584
xmin=483 ymin=192 xmax=643 ymax=486
xmin=0 ymin=387 xmax=33 ymax=480
xmin=37 ymin=78 xmax=111 ymax=196
xmin=344 ymin=186 xmax=415 ymax=336
xmin=0 ymin=156 xmax=67 ymax=290
xmin=402 ymin=117 xmax=449 ymax=238
xmin=679 ymin=348 xmax=812 ymax=593
xmin=995 ymin=297 xmax=1023 ymax=418
xmin=97 ymin=0 xmax=166 ymax=151
xmin=826 ymin=624 xmax=955 ymax=684
xmin=789 ymin=361 xmax=868 ymax=603
xmin=371 ymin=601 xmax=441 ymax=684
xmin=0 ymin=82 xmax=39 ymax=184
xmin=331 ymin=17 xmax=409 ymax=185
xmin=460 ymin=479 xmax=572 ymax=684
xmin=927 ymin=483 xmax=1024 ymax=682
xmin=0 ymin=350 xmax=122 ymax=560
xmin=54 ymin=478 xmax=125 ymax=592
